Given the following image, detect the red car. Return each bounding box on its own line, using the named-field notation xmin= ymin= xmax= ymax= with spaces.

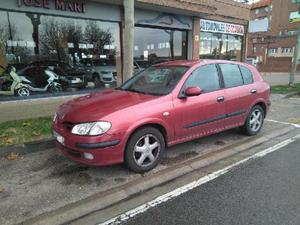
xmin=53 ymin=60 xmax=270 ymax=173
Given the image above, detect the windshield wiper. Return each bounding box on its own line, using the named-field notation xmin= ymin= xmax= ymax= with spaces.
xmin=125 ymin=88 xmax=147 ymax=94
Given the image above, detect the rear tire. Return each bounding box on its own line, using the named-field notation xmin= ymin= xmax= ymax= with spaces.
xmin=125 ymin=127 xmax=165 ymax=173
xmin=48 ymin=84 xmax=62 ymax=93
xmin=241 ymin=105 xmax=264 ymax=136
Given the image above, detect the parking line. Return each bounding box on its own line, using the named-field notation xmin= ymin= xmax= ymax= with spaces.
xmin=99 ymin=134 xmax=300 ymax=225
xmin=266 ymin=119 xmax=300 ymax=128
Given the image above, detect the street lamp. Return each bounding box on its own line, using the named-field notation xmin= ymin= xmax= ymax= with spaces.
xmin=290 ymin=0 xmax=300 ymax=86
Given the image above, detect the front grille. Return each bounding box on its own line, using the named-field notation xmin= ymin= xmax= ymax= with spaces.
xmin=103 ymin=77 xmax=112 ymax=82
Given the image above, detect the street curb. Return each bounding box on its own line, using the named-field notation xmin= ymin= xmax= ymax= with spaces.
xmin=284 ymin=91 xmax=300 ymax=98
xmin=0 ymin=138 xmax=55 ymax=158
xmin=21 ymin=125 xmax=297 ymax=225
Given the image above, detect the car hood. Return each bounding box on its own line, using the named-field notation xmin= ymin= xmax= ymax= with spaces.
xmin=57 ymin=89 xmax=158 ymax=123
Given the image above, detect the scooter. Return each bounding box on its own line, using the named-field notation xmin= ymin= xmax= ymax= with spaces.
xmin=0 ymin=65 xmax=62 ymax=97
xmin=18 ymin=69 xmax=63 ymax=95
xmin=0 ymin=65 xmax=31 ymax=97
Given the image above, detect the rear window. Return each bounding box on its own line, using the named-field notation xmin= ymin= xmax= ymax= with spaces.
xmin=219 ymin=64 xmax=243 ymax=88
xmin=239 ymin=65 xmax=254 ymax=85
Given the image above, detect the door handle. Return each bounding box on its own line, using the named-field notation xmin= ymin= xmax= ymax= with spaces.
xmin=217 ymin=96 xmax=225 ymax=102
xmin=251 ymin=89 xmax=257 ymax=94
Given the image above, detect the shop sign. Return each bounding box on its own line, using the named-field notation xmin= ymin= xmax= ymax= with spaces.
xmin=17 ymin=0 xmax=85 ymax=13
xmin=289 ymin=11 xmax=300 ymax=23
xmin=200 ymin=19 xmax=244 ymax=36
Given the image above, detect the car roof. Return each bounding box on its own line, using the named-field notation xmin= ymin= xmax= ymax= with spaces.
xmin=155 ymin=59 xmax=247 ymax=68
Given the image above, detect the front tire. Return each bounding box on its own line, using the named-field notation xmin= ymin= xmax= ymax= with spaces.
xmin=125 ymin=127 xmax=165 ymax=173
xmin=241 ymin=105 xmax=265 ymax=136
xmin=15 ymin=87 xmax=30 ymax=97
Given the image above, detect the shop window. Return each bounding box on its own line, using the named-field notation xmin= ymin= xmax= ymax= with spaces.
xmin=219 ymin=64 xmax=243 ymax=88
xmin=134 ymin=26 xmax=187 ymax=65
xmin=0 ymin=10 xmax=120 ymax=100
xmin=200 ymin=32 xmax=242 ymax=61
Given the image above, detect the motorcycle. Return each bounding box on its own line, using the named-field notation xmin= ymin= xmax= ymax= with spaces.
xmin=0 ymin=65 xmax=31 ymax=97
xmin=18 ymin=68 xmax=63 ymax=95
xmin=0 ymin=65 xmax=62 ymax=97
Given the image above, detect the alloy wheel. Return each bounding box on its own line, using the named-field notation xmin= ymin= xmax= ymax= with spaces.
xmin=249 ymin=109 xmax=263 ymax=133
xmin=17 ymin=87 xmax=30 ymax=97
xmin=133 ymin=134 xmax=161 ymax=167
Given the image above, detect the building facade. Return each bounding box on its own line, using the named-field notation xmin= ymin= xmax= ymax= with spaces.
xmin=247 ymin=0 xmax=300 ymax=72
xmin=0 ymin=0 xmax=250 ymax=101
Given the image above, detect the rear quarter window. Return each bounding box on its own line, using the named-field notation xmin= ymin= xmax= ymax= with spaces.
xmin=239 ymin=65 xmax=254 ymax=85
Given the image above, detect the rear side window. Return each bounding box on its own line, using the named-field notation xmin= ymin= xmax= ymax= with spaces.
xmin=184 ymin=64 xmax=220 ymax=93
xmin=219 ymin=64 xmax=243 ymax=88
xmin=239 ymin=66 xmax=254 ymax=85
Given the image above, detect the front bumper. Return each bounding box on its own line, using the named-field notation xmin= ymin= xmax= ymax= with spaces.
xmin=53 ymin=126 xmax=125 ymax=166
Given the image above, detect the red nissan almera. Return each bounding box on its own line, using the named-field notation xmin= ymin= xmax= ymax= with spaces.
xmin=53 ymin=60 xmax=270 ymax=173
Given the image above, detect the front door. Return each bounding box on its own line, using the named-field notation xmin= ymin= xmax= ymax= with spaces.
xmin=173 ymin=64 xmax=226 ymax=141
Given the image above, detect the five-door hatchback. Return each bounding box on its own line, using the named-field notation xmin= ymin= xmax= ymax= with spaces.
xmin=53 ymin=60 xmax=270 ymax=173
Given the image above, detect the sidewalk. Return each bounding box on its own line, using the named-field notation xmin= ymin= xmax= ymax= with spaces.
xmin=261 ymin=72 xmax=300 ymax=86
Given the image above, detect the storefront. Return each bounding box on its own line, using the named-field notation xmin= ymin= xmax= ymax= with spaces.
xmin=0 ymin=0 xmax=249 ymax=102
xmin=199 ymin=19 xmax=245 ymax=61
xmin=0 ymin=0 xmax=122 ymax=99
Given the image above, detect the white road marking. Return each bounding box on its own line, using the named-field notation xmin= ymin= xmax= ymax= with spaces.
xmin=99 ymin=134 xmax=300 ymax=225
xmin=266 ymin=119 xmax=300 ymax=128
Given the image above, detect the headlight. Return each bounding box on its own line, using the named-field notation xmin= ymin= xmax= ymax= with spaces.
xmin=53 ymin=113 xmax=57 ymax=122
xmin=71 ymin=122 xmax=111 ymax=136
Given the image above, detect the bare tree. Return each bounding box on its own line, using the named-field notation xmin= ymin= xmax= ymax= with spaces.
xmin=84 ymin=21 xmax=113 ymax=56
xmin=40 ymin=19 xmax=68 ymax=61
xmin=64 ymin=22 xmax=83 ymax=64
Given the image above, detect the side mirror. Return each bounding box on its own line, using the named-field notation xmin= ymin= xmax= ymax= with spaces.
xmin=185 ymin=86 xmax=202 ymax=97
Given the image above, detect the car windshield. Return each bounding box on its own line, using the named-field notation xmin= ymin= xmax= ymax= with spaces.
xmin=120 ymin=66 xmax=188 ymax=96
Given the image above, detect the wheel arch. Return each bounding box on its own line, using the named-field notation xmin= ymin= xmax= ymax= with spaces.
xmin=127 ymin=123 xmax=168 ymax=146
xmin=252 ymin=101 xmax=267 ymax=118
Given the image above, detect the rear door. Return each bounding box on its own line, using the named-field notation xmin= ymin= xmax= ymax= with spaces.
xmin=218 ymin=63 xmax=254 ymax=129
xmin=173 ymin=64 xmax=226 ymax=140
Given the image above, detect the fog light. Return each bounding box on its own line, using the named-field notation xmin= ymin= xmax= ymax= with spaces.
xmin=83 ymin=153 xmax=94 ymax=160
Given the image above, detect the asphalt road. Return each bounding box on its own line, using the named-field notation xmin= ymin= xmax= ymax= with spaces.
xmin=124 ymin=138 xmax=300 ymax=225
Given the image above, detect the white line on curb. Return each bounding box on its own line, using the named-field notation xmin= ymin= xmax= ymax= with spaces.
xmin=266 ymin=119 xmax=300 ymax=128
xmin=99 ymin=134 xmax=300 ymax=225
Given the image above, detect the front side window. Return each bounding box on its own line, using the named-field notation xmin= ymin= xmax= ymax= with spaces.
xmin=120 ymin=66 xmax=188 ymax=96
xmin=184 ymin=64 xmax=220 ymax=93
xmin=219 ymin=64 xmax=243 ymax=88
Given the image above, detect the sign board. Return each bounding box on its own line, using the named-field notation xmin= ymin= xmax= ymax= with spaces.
xmin=289 ymin=11 xmax=300 ymax=23
xmin=0 ymin=0 xmax=121 ymax=21
xmin=136 ymin=10 xmax=192 ymax=30
xmin=200 ymin=19 xmax=244 ymax=36
xmin=249 ymin=17 xmax=269 ymax=33
xmin=17 ymin=0 xmax=85 ymax=13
